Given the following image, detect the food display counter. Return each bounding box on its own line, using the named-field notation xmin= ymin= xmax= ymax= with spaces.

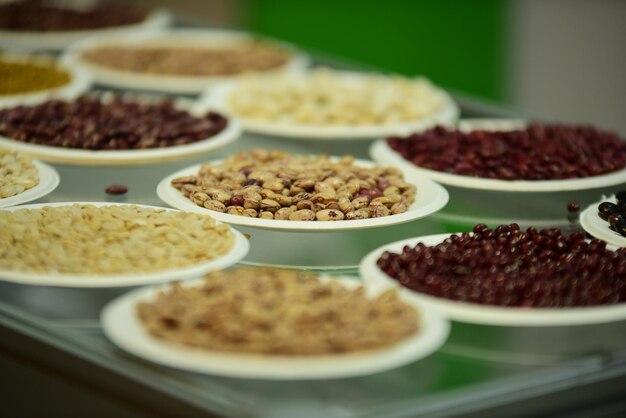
xmin=1 ymin=12 xmax=625 ymax=418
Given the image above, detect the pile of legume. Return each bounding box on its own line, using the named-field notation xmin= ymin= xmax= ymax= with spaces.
xmin=137 ymin=268 xmax=419 ymax=355
xmin=0 ymin=95 xmax=228 ymax=150
xmin=227 ymin=69 xmax=446 ymax=125
xmin=0 ymin=149 xmax=39 ymax=198
xmin=0 ymin=57 xmax=71 ymax=95
xmin=598 ymin=191 xmax=626 ymax=237
xmin=387 ymin=124 xmax=626 ymax=180
xmin=377 ymin=224 xmax=626 ymax=308
xmin=0 ymin=204 xmax=234 ymax=275
xmin=0 ymin=1 xmax=148 ymax=31
xmin=80 ymin=42 xmax=291 ymax=76
xmin=172 ymin=149 xmax=416 ymax=221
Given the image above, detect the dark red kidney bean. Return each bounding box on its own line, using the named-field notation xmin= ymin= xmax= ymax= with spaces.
xmin=0 ymin=2 xmax=148 ymax=31
xmin=376 ymin=224 xmax=626 ymax=308
xmin=0 ymin=96 xmax=228 ymax=151
xmin=105 ymin=184 xmax=128 ymax=195
xmin=387 ymin=124 xmax=626 ymax=180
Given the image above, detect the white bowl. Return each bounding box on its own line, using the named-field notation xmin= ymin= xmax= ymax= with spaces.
xmin=101 ymin=275 xmax=450 ymax=380
xmin=580 ymin=196 xmax=626 ymax=248
xmin=0 ymin=94 xmax=242 ymax=166
xmin=0 ymin=9 xmax=172 ymax=51
xmin=157 ymin=157 xmax=449 ymax=232
xmin=370 ymin=119 xmax=626 ymax=192
xmin=62 ymin=28 xmax=310 ymax=94
xmin=360 ymin=233 xmax=626 ymax=327
xmin=0 ymin=202 xmax=249 ymax=287
xmin=199 ymin=70 xmax=459 ymax=140
xmin=0 ymin=159 xmax=59 ymax=208
xmin=0 ymin=54 xmax=91 ymax=108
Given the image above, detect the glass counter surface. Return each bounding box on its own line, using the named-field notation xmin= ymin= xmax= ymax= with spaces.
xmin=1 ymin=59 xmax=625 ymax=417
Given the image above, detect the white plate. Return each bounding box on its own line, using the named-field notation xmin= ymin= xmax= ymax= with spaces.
xmin=360 ymin=233 xmax=626 ymax=327
xmin=0 ymin=54 xmax=91 ymax=108
xmin=0 ymin=202 xmax=249 ymax=287
xmin=62 ymin=28 xmax=310 ymax=94
xmin=0 ymin=96 xmax=242 ymax=166
xmin=101 ymin=275 xmax=450 ymax=380
xmin=0 ymin=9 xmax=172 ymax=51
xmin=580 ymin=196 xmax=626 ymax=247
xmin=157 ymin=158 xmax=449 ymax=232
xmin=199 ymin=71 xmax=459 ymax=139
xmin=370 ymin=119 xmax=626 ymax=192
xmin=0 ymin=159 xmax=59 ymax=207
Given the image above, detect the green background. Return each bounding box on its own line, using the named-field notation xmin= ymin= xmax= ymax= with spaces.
xmin=243 ymin=0 xmax=507 ymax=101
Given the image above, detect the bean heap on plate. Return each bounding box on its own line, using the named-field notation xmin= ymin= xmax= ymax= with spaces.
xmin=598 ymin=191 xmax=626 ymax=237
xmin=0 ymin=204 xmax=234 ymax=275
xmin=80 ymin=42 xmax=291 ymax=76
xmin=377 ymin=224 xmax=626 ymax=308
xmin=137 ymin=268 xmax=419 ymax=355
xmin=228 ymin=68 xmax=446 ymax=125
xmin=0 ymin=57 xmax=71 ymax=95
xmin=0 ymin=95 xmax=227 ymax=150
xmin=387 ymin=124 xmax=626 ymax=180
xmin=0 ymin=149 xmax=39 ymax=198
xmin=172 ymin=149 xmax=416 ymax=221
xmin=0 ymin=0 xmax=148 ymax=31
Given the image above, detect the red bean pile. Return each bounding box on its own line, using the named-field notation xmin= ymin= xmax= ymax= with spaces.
xmin=387 ymin=124 xmax=626 ymax=180
xmin=0 ymin=1 xmax=147 ymax=31
xmin=377 ymin=224 xmax=626 ymax=308
xmin=0 ymin=96 xmax=228 ymax=150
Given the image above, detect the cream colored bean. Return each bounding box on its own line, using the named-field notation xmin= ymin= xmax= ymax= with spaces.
xmin=289 ymin=209 xmax=315 ymax=221
xmin=0 ymin=150 xmax=39 ymax=200
xmin=316 ymin=209 xmax=345 ymax=221
xmin=0 ymin=205 xmax=234 ymax=275
xmin=203 ymin=200 xmax=227 ymax=212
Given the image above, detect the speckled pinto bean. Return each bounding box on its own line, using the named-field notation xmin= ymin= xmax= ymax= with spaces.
xmin=172 ymin=149 xmax=416 ymax=221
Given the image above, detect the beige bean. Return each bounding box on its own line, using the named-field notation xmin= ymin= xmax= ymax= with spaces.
xmin=352 ymin=196 xmax=370 ymax=209
xmin=390 ymin=202 xmax=408 ymax=215
xmin=203 ymin=200 xmax=226 ymax=212
xmin=226 ymin=206 xmax=245 ymax=215
xmin=289 ymin=209 xmax=315 ymax=221
xmin=345 ymin=209 xmax=370 ymax=220
xmin=370 ymin=205 xmax=391 ymax=217
xmin=315 ymin=209 xmax=345 ymax=221
xmin=274 ymin=207 xmax=294 ymax=220
xmin=260 ymin=199 xmax=281 ymax=212
xmin=243 ymin=208 xmax=258 ymax=217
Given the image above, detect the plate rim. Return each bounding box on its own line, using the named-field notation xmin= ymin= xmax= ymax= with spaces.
xmin=579 ymin=196 xmax=626 ymax=247
xmin=156 ymin=157 xmax=449 ymax=232
xmin=359 ymin=232 xmax=626 ymax=327
xmin=0 ymin=110 xmax=242 ymax=166
xmin=0 ymin=54 xmax=91 ymax=108
xmin=100 ymin=275 xmax=450 ymax=379
xmin=0 ymin=9 xmax=172 ymax=50
xmin=198 ymin=71 xmax=459 ymax=139
xmin=0 ymin=201 xmax=249 ymax=287
xmin=61 ymin=28 xmax=310 ymax=94
xmin=370 ymin=120 xmax=626 ymax=192
xmin=0 ymin=159 xmax=60 ymax=208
